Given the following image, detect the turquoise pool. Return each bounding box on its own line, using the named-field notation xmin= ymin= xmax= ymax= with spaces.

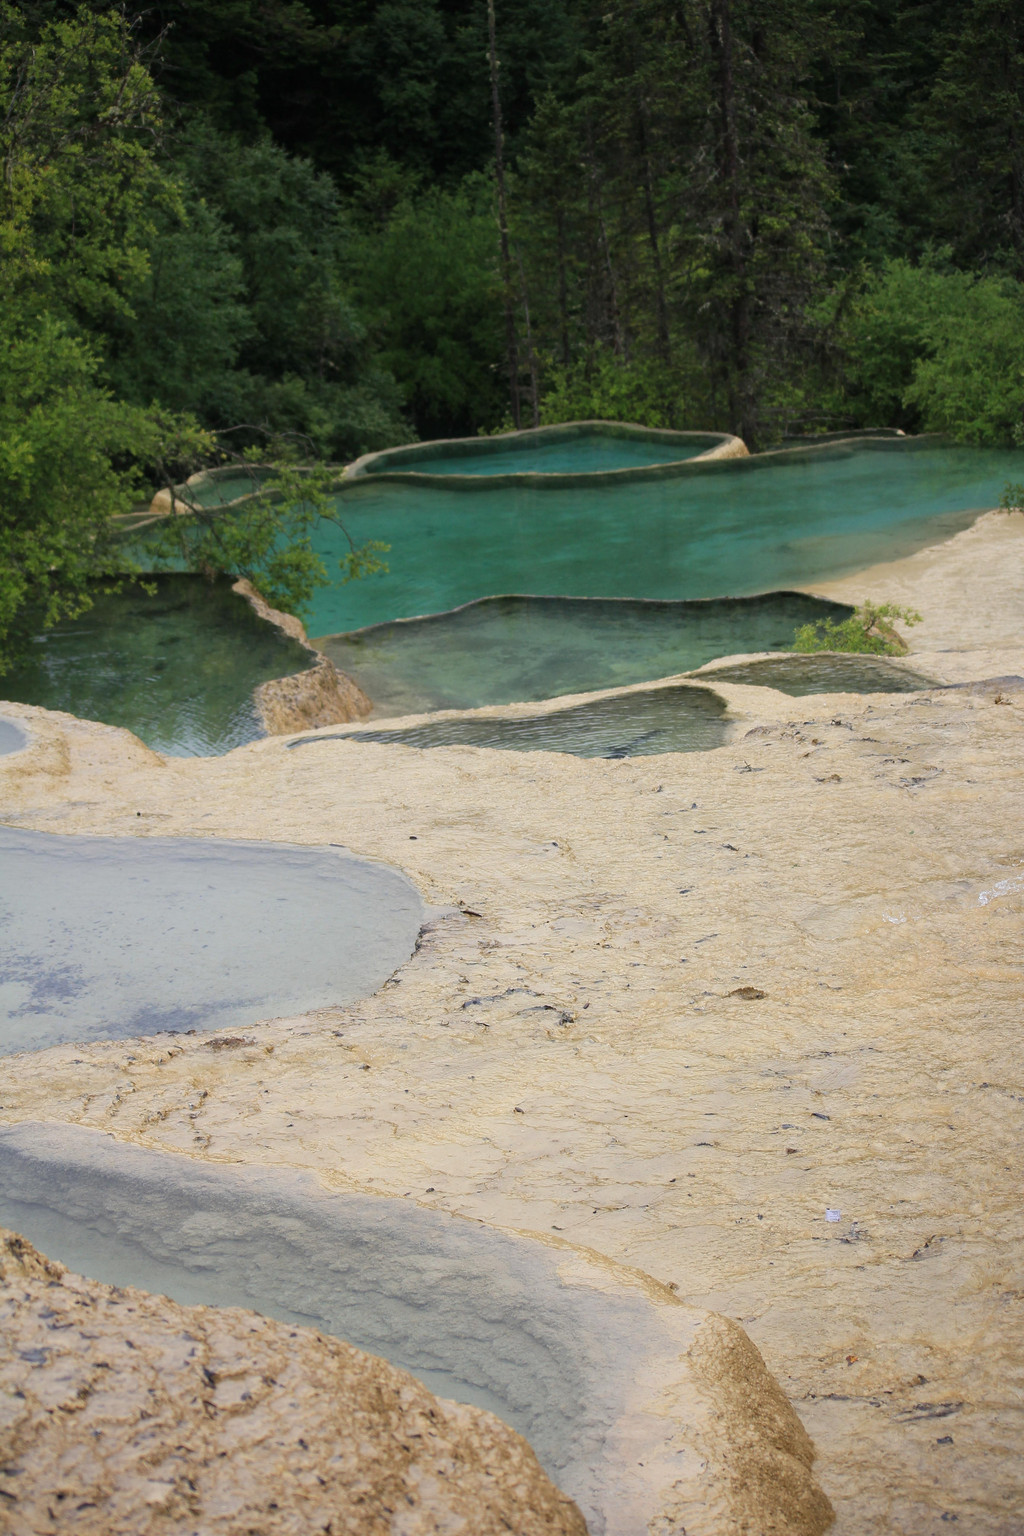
xmin=353 ymin=423 xmax=727 ymax=478
xmin=318 ymin=593 xmax=850 ymax=717
xmin=305 ymin=440 xmax=1020 ymax=635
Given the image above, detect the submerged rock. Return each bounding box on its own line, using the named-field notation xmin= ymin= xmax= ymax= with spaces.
xmin=0 ymin=1228 xmax=588 ymax=1536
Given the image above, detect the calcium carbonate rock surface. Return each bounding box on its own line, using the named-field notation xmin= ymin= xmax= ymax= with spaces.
xmin=2 ymin=510 xmax=1023 ymax=1535
xmin=232 ymin=578 xmax=373 ymax=730
xmin=0 ymin=1229 xmax=587 ymax=1536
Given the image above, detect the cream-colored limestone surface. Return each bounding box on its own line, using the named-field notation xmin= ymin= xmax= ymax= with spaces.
xmin=232 ymin=578 xmax=373 ymax=730
xmin=696 ymin=434 xmax=748 ymax=461
xmin=806 ymin=508 xmax=1024 ymax=679
xmin=253 ymin=654 xmax=373 ymax=733
xmin=0 ymin=1121 xmax=832 ymax=1536
xmin=0 ymin=1228 xmax=587 ymax=1536
xmin=0 ymin=514 xmax=1022 ymax=1535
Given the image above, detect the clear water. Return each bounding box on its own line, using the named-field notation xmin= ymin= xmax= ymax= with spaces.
xmin=368 ymin=432 xmax=710 ymax=477
xmin=318 ymin=592 xmax=849 ymax=717
xmin=0 ymin=575 xmax=313 ymax=756
xmin=0 ymin=718 xmax=26 ymax=755
xmin=305 ymin=442 xmax=1020 ymax=634
xmin=293 ymin=683 xmax=729 ymax=759
xmin=0 ymin=828 xmax=423 ymax=1054
xmin=704 ymin=654 xmax=937 ymax=695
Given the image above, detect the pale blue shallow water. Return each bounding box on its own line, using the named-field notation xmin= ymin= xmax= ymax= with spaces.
xmin=0 ymin=829 xmax=423 ymax=1053
xmin=0 ymin=718 xmax=26 ymax=755
xmin=306 ymin=442 xmax=1021 ymax=634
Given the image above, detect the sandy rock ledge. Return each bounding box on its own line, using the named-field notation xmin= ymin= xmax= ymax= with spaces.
xmin=0 ymin=1228 xmax=586 ymax=1536
xmin=232 ymin=578 xmax=373 ymax=732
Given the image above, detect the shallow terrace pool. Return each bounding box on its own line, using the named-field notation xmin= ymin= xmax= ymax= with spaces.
xmin=304 ymin=439 xmax=1020 ymax=635
xmin=703 ymin=653 xmax=937 ymax=694
xmin=293 ymin=683 xmax=729 ymax=759
xmin=0 ymin=828 xmax=422 ymax=1054
xmin=0 ymin=1122 xmax=778 ymax=1536
xmin=351 ymin=422 xmax=731 ymax=479
xmin=0 ymin=718 xmax=26 ymax=755
xmin=317 ymin=592 xmax=850 ymax=717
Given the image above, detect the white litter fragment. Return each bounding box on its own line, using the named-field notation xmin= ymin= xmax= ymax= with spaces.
xmin=978 ymin=876 xmax=1024 ymax=906
xmin=825 ymin=1209 xmax=841 ymax=1222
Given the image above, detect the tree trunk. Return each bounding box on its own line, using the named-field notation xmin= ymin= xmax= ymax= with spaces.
xmin=488 ymin=0 xmax=520 ymax=428
xmin=516 ymin=248 xmax=541 ymax=426
xmin=636 ymin=97 xmax=671 ymax=360
xmin=708 ymin=0 xmax=754 ymax=442
xmin=556 ymin=207 xmax=571 ymax=366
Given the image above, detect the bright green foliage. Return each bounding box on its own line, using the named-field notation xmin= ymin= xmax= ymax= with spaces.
xmin=836 ymin=258 xmax=1024 ymax=443
xmin=147 ymin=452 xmax=389 ymax=620
xmin=0 ymin=4 xmax=176 ymax=327
xmin=537 ymin=350 xmax=690 ymax=430
xmin=1000 ymin=482 xmax=1024 ymax=512
xmin=0 ymin=313 xmax=211 ymax=672
xmin=792 ymin=602 xmax=922 ymax=655
xmin=906 ymin=280 xmax=1024 ymax=445
xmin=0 ymin=5 xmax=389 ymax=671
xmin=0 ymin=4 xmax=203 ymax=672
xmin=103 ymin=197 xmax=252 ymax=419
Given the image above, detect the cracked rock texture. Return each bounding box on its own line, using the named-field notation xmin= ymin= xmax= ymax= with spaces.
xmin=0 ymin=1230 xmax=587 ymax=1536
xmin=1 ymin=510 xmax=1023 ymax=1534
xmin=232 ymin=578 xmax=373 ymax=731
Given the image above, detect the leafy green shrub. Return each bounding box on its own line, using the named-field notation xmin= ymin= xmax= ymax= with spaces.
xmin=792 ymin=602 xmax=922 ymax=655
xmin=537 ymin=348 xmax=693 ymax=431
xmin=348 ymin=173 xmax=506 ymax=438
xmin=837 ymin=257 xmax=1024 ymax=444
xmin=0 ymin=6 xmax=206 ymax=673
xmin=1000 ymin=482 xmax=1024 ymax=513
xmin=147 ymin=445 xmax=389 ymax=621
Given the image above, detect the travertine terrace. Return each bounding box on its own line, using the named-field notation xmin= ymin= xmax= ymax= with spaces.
xmin=1 ymin=509 xmax=1022 ymax=1533
xmin=0 ymin=1228 xmax=588 ymax=1536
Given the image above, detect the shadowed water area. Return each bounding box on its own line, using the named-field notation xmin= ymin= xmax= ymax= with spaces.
xmin=0 ymin=829 xmax=423 ymax=1055
xmin=703 ymin=654 xmax=937 ymax=695
xmin=302 ymin=441 xmax=1020 ymax=634
xmin=317 ymin=593 xmax=851 ymax=717
xmin=1 ymin=576 xmax=313 ymax=756
xmin=293 ymin=683 xmax=729 ymax=759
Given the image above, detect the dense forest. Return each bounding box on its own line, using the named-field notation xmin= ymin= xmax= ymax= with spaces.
xmin=2 ymin=0 xmax=1023 ymax=658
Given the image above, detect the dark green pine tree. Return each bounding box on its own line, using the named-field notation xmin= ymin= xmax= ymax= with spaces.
xmin=923 ymin=0 xmax=1024 ymax=276
xmin=515 ymin=0 xmax=836 ymax=443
